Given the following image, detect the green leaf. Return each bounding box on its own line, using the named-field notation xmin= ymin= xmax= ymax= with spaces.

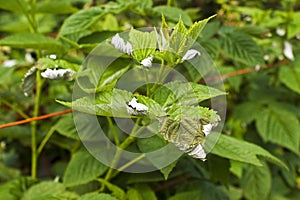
xmin=63 ymin=149 xmax=108 ymax=187
xmin=210 ymin=134 xmax=287 ymax=168
xmin=57 ymin=89 xmax=132 ymax=117
xmin=58 ymin=89 xmax=165 ymax=118
xmin=255 ymin=106 xmax=300 ymax=154
xmin=137 ymin=135 xmax=166 ymax=153
xmin=237 ymin=25 xmax=269 ymax=37
xmin=200 ymin=38 xmax=220 ymax=59
xmin=229 ymin=161 xmax=244 ymax=178
xmin=169 ymin=191 xmax=201 ymax=200
xmin=160 ymin=160 xmax=178 ymax=180
xmin=0 ymin=163 xmax=21 ymax=181
xmin=129 ymin=29 xmax=156 ymax=62
xmin=0 ymin=67 xmax=14 ymax=85
xmin=279 ymin=65 xmax=300 ymax=94
xmin=169 ymin=18 xmax=187 ymax=56
xmin=126 ymin=188 xmax=143 ymax=200
xmin=76 ymin=43 xmax=131 ymax=92
xmin=0 ymin=33 xmax=65 ymax=52
xmin=22 ymin=181 xmax=66 ymax=200
xmin=287 ymin=13 xmax=300 ymax=39
xmin=186 ymin=15 xmax=216 ymax=47
xmin=152 ymin=82 xmax=226 ymax=108
xmin=208 ymin=156 xmax=230 ymax=184
xmin=219 ymin=29 xmax=264 ymax=66
xmin=232 ymin=102 xmax=260 ymax=124
xmin=36 ymin=0 xmax=78 ymax=14
xmin=58 ymin=7 xmax=105 ymax=42
xmin=79 ymin=193 xmax=118 ymax=200
xmin=0 ymin=177 xmax=35 ymax=200
xmin=0 ymin=0 xmax=27 ymax=13
xmin=97 ymin=178 xmax=126 ymax=200
xmin=133 ymin=184 xmax=157 ymax=200
xmin=38 ymin=58 xmax=80 ymax=71
xmin=52 ymin=116 xmax=80 ymax=140
xmin=241 ymin=162 xmax=271 ymax=200
xmin=153 ymin=6 xmax=192 ymax=26
xmin=201 ymin=21 xmax=220 ymax=39
xmin=168 ymin=105 xmax=221 ymax=123
xmin=137 ymin=134 xmax=181 ymax=173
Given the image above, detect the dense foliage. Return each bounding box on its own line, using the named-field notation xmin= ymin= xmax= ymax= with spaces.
xmin=0 ymin=0 xmax=300 ymax=199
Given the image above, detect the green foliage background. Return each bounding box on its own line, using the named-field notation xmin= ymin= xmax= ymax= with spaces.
xmin=0 ymin=0 xmax=300 ymax=199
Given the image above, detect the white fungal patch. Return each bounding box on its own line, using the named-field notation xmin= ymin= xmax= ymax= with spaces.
xmin=111 ymin=33 xmax=132 ymax=55
xmin=181 ymin=49 xmax=201 ymax=62
xmin=41 ymin=68 xmax=75 ymax=80
xmin=141 ymin=55 xmax=153 ymax=68
xmin=2 ymin=59 xmax=17 ymax=67
xmin=276 ymin=28 xmax=286 ymax=36
xmin=283 ymin=41 xmax=295 ymax=61
xmin=203 ymin=123 xmax=213 ymax=136
xmin=187 ymin=144 xmax=206 ymax=161
xmin=126 ymin=97 xmax=148 ymax=115
xmin=25 ymin=52 xmax=35 ymax=63
xmin=49 ymin=54 xmax=57 ymax=59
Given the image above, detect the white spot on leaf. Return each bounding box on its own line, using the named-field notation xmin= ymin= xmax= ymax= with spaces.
xmin=276 ymin=28 xmax=286 ymax=36
xmin=181 ymin=49 xmax=201 ymax=62
xmin=141 ymin=55 xmax=153 ymax=68
xmin=111 ymin=33 xmax=132 ymax=55
xmin=283 ymin=41 xmax=294 ymax=61
xmin=41 ymin=68 xmax=75 ymax=80
xmin=188 ymin=144 xmax=206 ymax=161
xmin=126 ymin=97 xmax=148 ymax=115
xmin=2 ymin=60 xmax=17 ymax=67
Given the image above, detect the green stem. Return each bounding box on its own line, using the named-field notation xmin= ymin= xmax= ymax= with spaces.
xmin=143 ymin=68 xmax=150 ymax=96
xmin=167 ymin=0 xmax=172 ymax=6
xmin=16 ymin=0 xmax=37 ymax=33
xmin=101 ymin=119 xmax=144 ymax=189
xmin=150 ymin=60 xmax=170 ymax=95
xmin=1 ymin=99 xmax=29 ymax=119
xmin=30 ymin=70 xmax=43 ymax=179
xmin=112 ymin=153 xmax=145 ymax=176
xmin=106 ymin=117 xmax=119 ymax=146
xmin=37 ymin=127 xmax=55 ymax=155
